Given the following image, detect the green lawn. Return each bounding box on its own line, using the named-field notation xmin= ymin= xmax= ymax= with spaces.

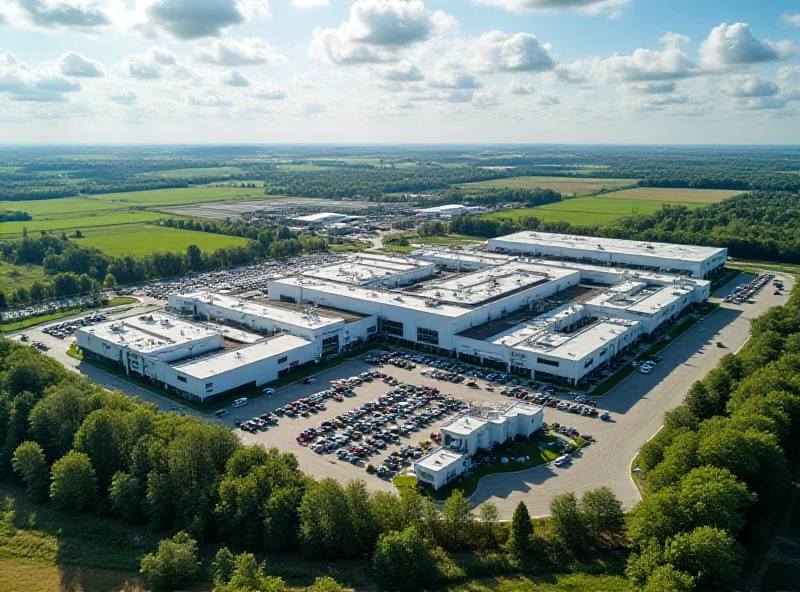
xmin=484 ymin=196 xmax=709 ymax=227
xmin=77 ymin=224 xmax=252 ymax=256
xmin=86 ymin=186 xmax=273 ymax=207
xmin=0 ymin=211 xmax=165 ymax=236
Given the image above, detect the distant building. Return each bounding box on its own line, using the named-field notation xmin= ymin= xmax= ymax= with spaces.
xmin=418 ymin=204 xmax=471 ymax=218
xmin=291 ymin=212 xmax=353 ymax=228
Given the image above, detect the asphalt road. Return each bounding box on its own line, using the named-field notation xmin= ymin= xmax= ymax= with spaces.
xmin=468 ymin=272 xmax=794 ymax=518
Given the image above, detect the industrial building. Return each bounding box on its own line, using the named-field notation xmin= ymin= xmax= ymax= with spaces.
xmin=414 ymin=402 xmax=544 ymax=490
xmin=301 ymin=253 xmax=435 ymax=288
xmin=488 ymin=232 xmax=727 ymax=278
xmin=76 ymin=314 xmax=316 ymax=403
xmin=290 ymin=212 xmax=354 ymax=228
xmin=418 ymin=204 xmax=474 ymax=218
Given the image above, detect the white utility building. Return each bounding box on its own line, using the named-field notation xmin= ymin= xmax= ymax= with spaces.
xmin=302 ymin=253 xmax=435 ymax=288
xmin=488 ymin=231 xmax=727 ymax=278
xmin=291 ymin=212 xmax=353 ymax=228
xmin=414 ymin=402 xmax=544 ymax=490
xmin=418 ymin=204 xmax=471 ymax=218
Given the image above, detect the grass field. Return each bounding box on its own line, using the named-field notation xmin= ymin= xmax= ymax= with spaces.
xmin=483 ymin=195 xmax=710 ymax=226
xmin=1 ymin=197 xmax=124 ymax=216
xmin=138 ymin=166 xmax=244 ymax=179
xmin=0 ymin=262 xmax=49 ymax=294
xmin=87 ymin=186 xmax=271 ymax=207
xmin=462 ymin=176 xmax=639 ymax=196
xmin=77 ymin=224 xmax=251 ymax=256
xmin=0 ymin=211 xmax=165 ymax=236
xmin=601 ymin=187 xmax=744 ymax=203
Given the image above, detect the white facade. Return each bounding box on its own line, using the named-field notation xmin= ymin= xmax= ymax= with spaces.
xmin=415 ymin=402 xmax=544 ymax=490
xmin=488 ymin=231 xmax=728 ymax=278
xmin=291 ymin=212 xmax=351 ymax=228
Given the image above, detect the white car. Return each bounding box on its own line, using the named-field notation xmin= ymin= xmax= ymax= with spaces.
xmin=262 ymin=388 xmax=275 ymax=395
xmin=639 ymin=367 xmax=652 ymax=375
xmin=232 ymin=397 xmax=249 ymax=408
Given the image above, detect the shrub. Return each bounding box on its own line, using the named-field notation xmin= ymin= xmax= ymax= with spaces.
xmin=140 ymin=532 xmax=200 ymax=591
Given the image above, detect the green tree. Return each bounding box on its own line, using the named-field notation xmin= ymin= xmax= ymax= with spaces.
xmin=677 ymin=466 xmax=755 ymax=534
xmin=627 ymin=490 xmax=686 ymax=548
xmin=103 ymin=273 xmax=118 ymax=289
xmin=440 ymin=490 xmax=474 ymax=551
xmin=49 ymin=451 xmax=97 ymax=512
xmin=140 ymin=532 xmax=200 ymax=591
xmin=373 ymin=527 xmax=438 ymax=592
xmin=309 ymin=576 xmax=343 ymax=592
xmin=298 ymin=478 xmax=352 ymax=558
xmin=212 ymin=547 xmax=236 ymax=587
xmin=549 ymin=492 xmax=588 ymax=551
xmin=507 ymin=501 xmax=533 ymax=558
xmin=580 ymin=486 xmax=624 ymax=540
xmin=643 ymin=564 xmax=695 ymax=592
xmin=109 ymin=471 xmax=144 ymax=521
xmin=476 ymin=501 xmax=501 ymax=551
xmin=663 ymin=526 xmax=739 ymax=591
xmin=221 ymin=553 xmax=284 ymax=592
xmin=11 ymin=441 xmax=49 ymax=500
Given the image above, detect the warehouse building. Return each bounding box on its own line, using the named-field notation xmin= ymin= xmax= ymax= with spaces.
xmin=301 ymin=253 xmax=435 ymax=288
xmin=488 ymin=232 xmax=727 ymax=278
xmin=414 ymin=402 xmax=544 ymax=490
xmin=76 ymin=313 xmax=316 ymax=403
xmin=290 ymin=212 xmax=353 ymax=228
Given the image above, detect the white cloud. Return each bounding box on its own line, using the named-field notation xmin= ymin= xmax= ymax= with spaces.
xmin=699 ymin=23 xmax=795 ymax=70
xmin=507 ymin=78 xmax=535 ymax=95
xmin=303 ymin=101 xmax=325 ymax=114
xmin=542 ymin=62 xmax=588 ymax=85
xmin=427 ymin=71 xmax=482 ymax=90
xmin=194 ymin=38 xmax=287 ymax=66
xmin=0 ymin=52 xmax=81 ymax=102
xmin=473 ymin=0 xmax=630 ymax=17
xmin=250 ymin=83 xmax=286 ymax=100
xmin=465 ymin=31 xmax=555 ymax=74
xmin=2 ymin=0 xmax=112 ymax=31
xmin=734 ymin=97 xmax=788 ymax=111
xmin=472 ymin=88 xmax=498 ymax=108
xmin=291 ymin=0 xmax=329 ymax=7
xmin=56 ymin=51 xmax=104 ymax=77
xmin=626 ymin=81 xmax=677 ymax=94
xmin=120 ymin=54 xmax=162 ymax=79
xmin=188 ymin=93 xmax=234 ymax=107
xmin=589 ymin=33 xmax=698 ymax=82
xmin=310 ymin=0 xmax=457 ymax=65
xmin=148 ymin=45 xmax=178 ymax=65
xmin=724 ymin=75 xmax=779 ymax=98
xmin=107 ymin=88 xmax=138 ymax=103
xmin=781 ymin=14 xmax=800 ymax=28
xmin=140 ymin=0 xmax=270 ymax=40
xmin=506 ymin=79 xmax=558 ymax=105
xmin=222 ymin=70 xmax=251 ymax=87
xmin=369 ymin=61 xmax=425 ymax=82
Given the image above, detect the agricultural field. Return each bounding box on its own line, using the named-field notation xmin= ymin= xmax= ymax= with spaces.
xmin=484 ymin=195 xmax=710 ymax=226
xmin=138 ymin=166 xmax=244 ymax=179
xmin=600 ymin=186 xmax=744 ymax=203
xmin=0 ymin=211 xmax=165 ymax=237
xmin=1 ymin=197 xmax=123 ymax=216
xmin=86 ymin=185 xmax=271 ymax=207
xmin=0 ymin=262 xmax=49 ymax=294
xmin=462 ymin=176 xmax=639 ymax=196
xmin=76 ymin=224 xmax=251 ymax=257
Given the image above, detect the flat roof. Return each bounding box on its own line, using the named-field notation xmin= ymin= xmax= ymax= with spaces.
xmin=172 ymin=334 xmax=312 ymax=380
xmin=302 ymin=254 xmax=432 ymax=285
xmin=271 ymin=277 xmax=472 ymax=318
xmin=441 ymin=415 xmax=488 ymax=436
xmin=491 ymin=303 xmax=586 ymax=348
xmin=292 ymin=212 xmax=350 ymax=223
xmin=81 ymin=314 xmax=220 ymax=354
xmin=492 ymin=231 xmax=726 ymax=262
xmin=411 ymin=248 xmax=515 ymax=268
xmin=419 ymin=204 xmax=468 ymax=213
xmin=178 ymin=291 xmax=343 ymax=329
xmin=586 ymin=283 xmax=693 ymax=314
xmin=411 ymin=262 xmax=578 ymax=305
xmin=415 ymin=448 xmax=467 ymax=472
xmin=516 ymin=319 xmax=639 ymax=360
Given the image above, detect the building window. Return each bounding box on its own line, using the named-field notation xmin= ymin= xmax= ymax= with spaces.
xmin=367 ymin=326 xmax=377 ymax=334
xmin=322 ymin=335 xmax=340 ymax=358
xmin=278 ymin=356 xmax=288 ymax=364
xmin=584 ymin=358 xmax=594 ymax=368
xmin=279 ymin=295 xmax=297 ymax=304
xmin=382 ymin=319 xmax=404 ymax=337
xmin=417 ymin=327 xmax=439 ymax=345
xmin=177 ymin=376 xmax=187 ymax=383
xmin=537 ymin=357 xmax=560 ymax=367
xmin=205 ymin=382 xmax=214 ymax=392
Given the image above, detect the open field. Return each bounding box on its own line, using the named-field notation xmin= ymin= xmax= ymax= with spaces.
xmin=0 ymin=211 xmax=165 ymax=236
xmin=462 ymin=176 xmax=638 ymax=196
xmin=1 ymin=197 xmax=124 ymax=216
xmin=602 ymin=187 xmax=744 ymax=203
xmin=0 ymin=262 xmax=48 ymax=294
xmin=86 ymin=186 xmax=271 ymax=207
xmin=484 ymin=195 xmax=709 ymax=226
xmin=77 ymin=224 xmax=251 ymax=256
xmin=138 ymin=166 xmax=244 ymax=179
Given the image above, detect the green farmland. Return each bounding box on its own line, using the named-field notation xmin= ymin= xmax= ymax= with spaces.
xmin=599 ymin=186 xmax=745 ymax=203
xmin=77 ymin=224 xmax=251 ymax=257
xmin=484 ymin=195 xmax=711 ymax=226
xmin=0 ymin=211 xmax=165 ymax=237
xmin=1 ymin=197 xmax=123 ymax=217
xmin=138 ymin=166 xmax=244 ymax=179
xmin=86 ymin=185 xmax=272 ymax=207
xmin=462 ymin=176 xmax=639 ymax=196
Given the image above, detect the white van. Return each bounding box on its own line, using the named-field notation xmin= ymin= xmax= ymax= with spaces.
xmin=232 ymin=397 xmax=249 ymax=408
xmin=554 ymin=455 xmax=570 ymax=467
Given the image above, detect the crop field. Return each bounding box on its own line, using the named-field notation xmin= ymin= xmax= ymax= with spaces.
xmin=0 ymin=211 xmax=165 ymax=236
xmin=484 ymin=195 xmax=709 ymax=226
xmin=86 ymin=186 xmax=272 ymax=207
xmin=601 ymin=186 xmax=744 ymax=203
xmin=77 ymin=224 xmax=251 ymax=256
xmin=138 ymin=166 xmax=244 ymax=179
xmin=2 ymin=197 xmax=123 ymax=216
xmin=462 ymin=176 xmax=639 ymax=196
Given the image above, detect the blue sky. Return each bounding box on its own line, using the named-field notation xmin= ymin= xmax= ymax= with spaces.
xmin=1 ymin=0 xmax=799 ymax=144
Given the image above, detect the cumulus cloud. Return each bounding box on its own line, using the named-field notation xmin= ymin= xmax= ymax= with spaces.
xmin=506 ymin=79 xmax=559 ymax=105
xmin=626 ymin=81 xmax=677 ymax=94
xmin=507 ymin=78 xmax=535 ymax=95
xmin=148 ymin=45 xmax=178 ymax=65
xmin=310 ymin=0 xmax=457 ymax=65
xmin=472 ymin=88 xmax=498 ymax=108
xmin=427 ymin=71 xmax=482 ymax=90
xmin=734 ymin=97 xmax=788 ymax=111
xmin=542 ymin=62 xmax=587 ymax=85
xmin=291 ymin=0 xmax=329 ymax=7
xmin=3 ymin=0 xmax=112 ymax=31
xmin=194 ymin=37 xmax=286 ymax=66
xmin=699 ymin=23 xmax=795 ymax=70
xmin=781 ymin=14 xmax=800 ymax=28
xmin=590 ymin=33 xmax=698 ymax=82
xmin=369 ymin=61 xmax=424 ymax=83
xmin=465 ymin=31 xmax=555 ymax=74
xmin=120 ymin=54 xmax=162 ymax=79
xmin=0 ymin=52 xmax=81 ymax=102
xmin=107 ymin=88 xmax=137 ymax=103
xmin=222 ymin=70 xmax=251 ymax=87
xmin=188 ymin=93 xmax=234 ymax=107
xmin=251 ymin=83 xmax=286 ymax=100
xmin=56 ymin=51 xmax=104 ymax=77
xmin=140 ymin=0 xmax=269 ymax=40
xmin=473 ymin=0 xmax=630 ymax=17
xmin=724 ymin=75 xmax=779 ymax=98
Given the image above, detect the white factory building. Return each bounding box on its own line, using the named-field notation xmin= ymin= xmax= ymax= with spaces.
xmin=290 ymin=212 xmax=354 ymax=229
xmin=76 ymin=313 xmax=317 ymax=403
xmin=418 ymin=204 xmax=474 ymax=218
xmin=488 ymin=232 xmax=727 ymax=278
xmin=414 ymin=402 xmax=544 ymax=490
xmin=301 ymin=253 xmax=435 ymax=288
